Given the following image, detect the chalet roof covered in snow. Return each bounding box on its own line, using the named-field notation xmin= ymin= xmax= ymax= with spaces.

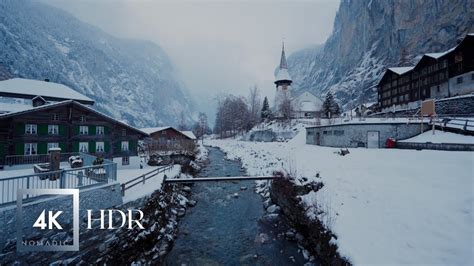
xmin=0 ymin=78 xmax=94 ymax=105
xmin=181 ymin=131 xmax=197 ymax=140
xmin=388 ymin=66 xmax=414 ymax=75
xmin=141 ymin=126 xmax=197 ymax=140
xmin=140 ymin=127 xmax=172 ymax=135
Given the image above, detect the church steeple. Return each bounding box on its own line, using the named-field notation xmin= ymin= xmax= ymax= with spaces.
xmin=279 ymin=41 xmax=288 ymax=69
xmin=274 ymin=41 xmax=292 ymax=85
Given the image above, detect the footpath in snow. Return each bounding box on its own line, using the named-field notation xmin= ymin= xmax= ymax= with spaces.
xmin=207 ymin=132 xmax=473 ymax=265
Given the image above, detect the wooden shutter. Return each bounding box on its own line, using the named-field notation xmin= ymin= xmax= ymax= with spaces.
xmin=59 ymin=142 xmax=67 ymax=152
xmin=89 ymin=125 xmax=96 ymax=136
xmin=89 ymin=141 xmax=96 ymax=153
xmin=15 ymin=143 xmax=24 ymax=155
xmin=104 ymin=141 xmax=110 ymax=153
xmin=38 ymin=142 xmax=47 ymax=154
xmin=16 ymin=123 xmax=25 ymax=134
xmin=38 ymin=124 xmax=48 ymax=136
xmin=73 ymin=142 xmax=79 ymax=152
xmin=59 ymin=125 xmax=66 ymax=136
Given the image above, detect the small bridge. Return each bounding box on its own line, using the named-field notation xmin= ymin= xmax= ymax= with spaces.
xmin=163 ymin=176 xmax=279 ymax=183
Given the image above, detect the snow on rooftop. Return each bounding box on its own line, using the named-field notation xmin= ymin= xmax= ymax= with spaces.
xmin=388 ymin=66 xmax=414 ymax=75
xmin=275 ymin=68 xmax=292 ymax=81
xmin=0 ymin=78 xmax=93 ymax=102
xmin=181 ymin=130 xmax=197 ymax=140
xmin=140 ymin=126 xmax=172 ymax=134
xmin=0 ymin=102 xmax=32 ymax=113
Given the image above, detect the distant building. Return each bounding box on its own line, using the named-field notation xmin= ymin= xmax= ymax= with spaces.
xmin=140 ymin=126 xmax=196 ymax=153
xmin=0 ymin=78 xmax=148 ymax=166
xmin=378 ymin=34 xmax=474 ymax=112
xmin=292 ymin=91 xmax=323 ymax=118
xmin=273 ymin=42 xmax=322 ymax=118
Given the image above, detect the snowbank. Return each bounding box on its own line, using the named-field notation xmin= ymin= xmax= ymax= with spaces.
xmin=207 ymin=132 xmax=473 ymax=265
xmin=400 ymin=130 xmax=474 ymax=144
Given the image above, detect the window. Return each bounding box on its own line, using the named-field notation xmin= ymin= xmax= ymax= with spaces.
xmin=47 ymin=142 xmax=59 ymax=152
xmin=25 ymin=124 xmax=37 ymax=135
xmin=79 ymin=142 xmax=88 ymax=152
xmin=24 ymin=143 xmax=37 ymax=155
xmin=436 ymin=86 xmax=440 ymax=93
xmin=52 ymin=114 xmax=59 ymax=121
xmin=457 ymin=77 xmax=463 ymax=84
xmin=122 ymin=129 xmax=126 ymax=136
xmin=96 ymin=126 xmax=105 ymax=135
xmin=334 ymin=130 xmax=344 ymax=136
xmin=121 ymin=141 xmax=129 ymax=151
xmin=96 ymin=141 xmax=104 ymax=152
xmin=122 ymin=156 xmax=130 ymax=166
xmin=80 ymin=115 xmax=86 ymax=122
xmin=79 ymin=126 xmax=88 ymax=135
xmin=48 ymin=125 xmax=59 ymax=135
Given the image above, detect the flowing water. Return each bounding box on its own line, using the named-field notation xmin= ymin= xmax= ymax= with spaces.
xmin=164 ymin=147 xmax=306 ymax=265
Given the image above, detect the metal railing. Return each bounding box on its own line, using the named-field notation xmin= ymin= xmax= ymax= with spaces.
xmin=0 ymin=154 xmax=117 ymax=205
xmin=121 ymin=164 xmax=173 ymax=196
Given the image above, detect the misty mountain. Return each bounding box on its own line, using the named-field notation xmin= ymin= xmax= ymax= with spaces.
xmin=0 ymin=0 xmax=195 ymax=127
xmin=287 ymin=0 xmax=473 ymax=109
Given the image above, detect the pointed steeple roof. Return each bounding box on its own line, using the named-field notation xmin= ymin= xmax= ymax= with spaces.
xmin=275 ymin=41 xmax=292 ymax=84
xmin=279 ymin=41 xmax=288 ymax=69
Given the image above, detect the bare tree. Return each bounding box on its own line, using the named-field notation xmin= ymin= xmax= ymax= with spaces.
xmin=247 ymin=85 xmax=261 ymax=128
xmin=213 ymin=94 xmax=250 ymax=138
xmin=178 ymin=111 xmax=187 ymax=130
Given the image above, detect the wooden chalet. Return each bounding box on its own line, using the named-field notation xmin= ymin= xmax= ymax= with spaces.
xmin=141 ymin=126 xmax=196 ymax=153
xmin=0 ymin=78 xmax=148 ymax=166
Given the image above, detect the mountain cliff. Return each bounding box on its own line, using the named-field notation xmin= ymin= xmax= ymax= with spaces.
xmin=0 ymin=0 xmax=195 ymax=127
xmin=287 ymin=0 xmax=473 ymax=109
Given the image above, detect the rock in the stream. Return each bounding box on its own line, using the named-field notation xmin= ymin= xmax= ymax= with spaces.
xmin=285 ymin=230 xmax=296 ymax=241
xmin=231 ymin=193 xmax=239 ymax=198
xmin=187 ymin=200 xmax=197 ymax=207
xmin=182 ymin=186 xmax=192 ymax=193
xmin=177 ymin=208 xmax=186 ymax=217
xmin=240 ymin=186 xmax=248 ymax=191
xmin=266 ymin=204 xmax=280 ymax=214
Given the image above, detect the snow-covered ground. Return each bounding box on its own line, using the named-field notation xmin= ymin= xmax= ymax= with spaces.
xmin=400 ymin=130 xmax=474 ymax=144
xmin=207 ymin=132 xmax=474 ymax=265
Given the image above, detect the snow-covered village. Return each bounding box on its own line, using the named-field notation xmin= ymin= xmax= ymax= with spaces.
xmin=0 ymin=0 xmax=473 ymax=265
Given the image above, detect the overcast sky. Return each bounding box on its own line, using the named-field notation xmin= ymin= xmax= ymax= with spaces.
xmin=45 ymin=0 xmax=340 ymax=117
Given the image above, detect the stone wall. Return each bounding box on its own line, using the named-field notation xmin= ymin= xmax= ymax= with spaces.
xmin=306 ymin=123 xmax=429 ymax=148
xmin=396 ymin=141 xmax=474 ymax=151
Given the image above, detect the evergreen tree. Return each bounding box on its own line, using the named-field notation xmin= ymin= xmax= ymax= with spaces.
xmin=261 ymin=96 xmax=271 ymax=119
xmin=322 ymin=92 xmax=340 ymax=118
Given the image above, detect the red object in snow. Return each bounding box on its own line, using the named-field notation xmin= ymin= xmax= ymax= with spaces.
xmin=386 ymin=138 xmax=396 ymax=148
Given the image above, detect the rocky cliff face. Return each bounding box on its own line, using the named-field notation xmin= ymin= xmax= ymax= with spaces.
xmin=288 ymin=0 xmax=473 ymax=109
xmin=0 ymin=0 xmax=195 ymax=127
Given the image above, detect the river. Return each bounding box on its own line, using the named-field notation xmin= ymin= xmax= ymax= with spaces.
xmin=164 ymin=147 xmax=306 ymax=265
